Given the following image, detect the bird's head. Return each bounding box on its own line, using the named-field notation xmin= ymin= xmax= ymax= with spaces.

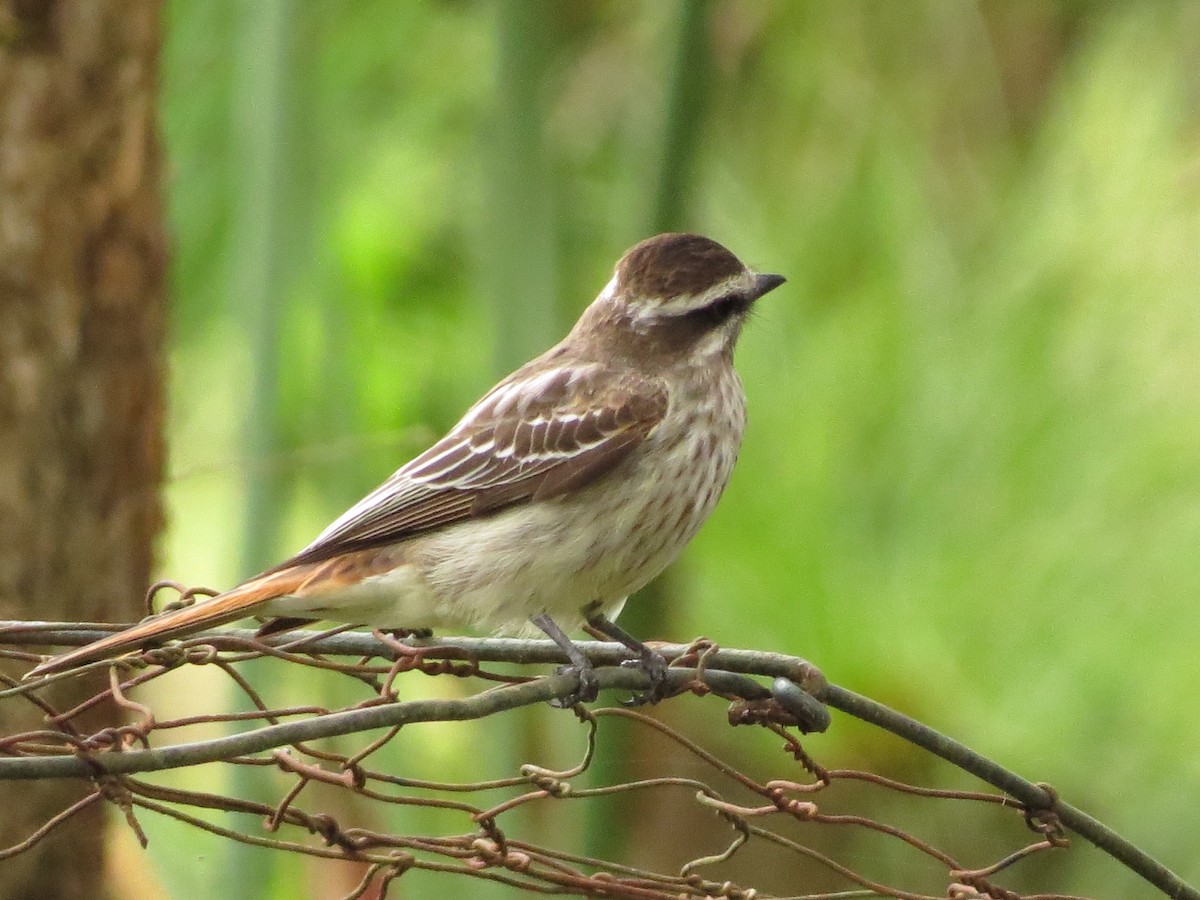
xmin=574 ymin=233 xmax=785 ymax=363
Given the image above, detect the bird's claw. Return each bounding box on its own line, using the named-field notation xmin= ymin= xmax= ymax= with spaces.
xmin=620 ymin=650 xmax=670 ymax=707
xmin=550 ymin=662 xmax=600 ymax=707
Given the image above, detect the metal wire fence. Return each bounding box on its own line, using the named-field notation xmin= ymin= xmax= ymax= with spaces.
xmin=0 ymin=601 xmax=1195 ymax=900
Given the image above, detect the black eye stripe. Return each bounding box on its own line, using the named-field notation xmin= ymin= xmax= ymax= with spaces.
xmin=682 ymin=293 xmax=748 ymax=327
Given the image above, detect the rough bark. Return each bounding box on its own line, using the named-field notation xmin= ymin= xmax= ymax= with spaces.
xmin=0 ymin=2 xmax=166 ymax=898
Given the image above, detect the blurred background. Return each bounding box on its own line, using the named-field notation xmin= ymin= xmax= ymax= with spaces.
xmin=124 ymin=1 xmax=1200 ymax=897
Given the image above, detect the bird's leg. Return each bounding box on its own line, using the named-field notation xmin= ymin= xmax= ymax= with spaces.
xmin=531 ymin=613 xmax=599 ymax=706
xmin=584 ymin=612 xmax=669 ymax=707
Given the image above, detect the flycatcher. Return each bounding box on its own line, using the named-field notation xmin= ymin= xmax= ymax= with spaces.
xmin=30 ymin=233 xmax=784 ymax=702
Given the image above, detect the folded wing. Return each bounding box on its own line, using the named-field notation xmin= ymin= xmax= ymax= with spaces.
xmin=279 ymin=364 xmax=668 ymax=569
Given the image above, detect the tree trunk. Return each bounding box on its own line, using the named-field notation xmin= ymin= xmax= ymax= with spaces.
xmin=0 ymin=2 xmax=166 ymax=898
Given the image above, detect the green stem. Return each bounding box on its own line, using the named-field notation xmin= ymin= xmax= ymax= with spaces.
xmin=483 ymin=0 xmax=561 ymax=372
xmin=587 ymin=0 xmax=716 ymax=868
xmin=228 ymin=2 xmax=294 ymax=896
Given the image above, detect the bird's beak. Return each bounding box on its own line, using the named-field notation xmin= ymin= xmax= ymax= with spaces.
xmin=748 ymin=272 xmax=786 ymax=301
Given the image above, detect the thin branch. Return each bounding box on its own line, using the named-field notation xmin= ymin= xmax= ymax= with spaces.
xmin=0 ymin=666 xmax=755 ymax=779
xmin=0 ymin=623 xmax=823 ymax=680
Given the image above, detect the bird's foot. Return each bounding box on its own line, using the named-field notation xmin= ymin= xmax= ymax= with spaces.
xmin=584 ymin=611 xmax=672 ymax=707
xmin=531 ymin=612 xmax=603 ymax=708
xmin=619 ymin=647 xmax=670 ymax=707
xmin=550 ymin=660 xmax=600 ymax=708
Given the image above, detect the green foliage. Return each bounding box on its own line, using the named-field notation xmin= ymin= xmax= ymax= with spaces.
xmin=150 ymin=2 xmax=1200 ymax=897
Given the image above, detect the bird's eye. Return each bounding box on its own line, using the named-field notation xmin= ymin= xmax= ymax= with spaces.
xmin=684 ymin=293 xmax=747 ymax=328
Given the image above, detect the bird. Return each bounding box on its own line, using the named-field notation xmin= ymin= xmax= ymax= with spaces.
xmin=29 ymin=233 xmax=785 ymax=702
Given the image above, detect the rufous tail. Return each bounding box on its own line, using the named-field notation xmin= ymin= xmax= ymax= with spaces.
xmin=26 ymin=566 xmax=311 ymax=679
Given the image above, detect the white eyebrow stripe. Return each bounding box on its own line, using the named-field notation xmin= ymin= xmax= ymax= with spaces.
xmin=631 ymin=271 xmax=756 ymax=319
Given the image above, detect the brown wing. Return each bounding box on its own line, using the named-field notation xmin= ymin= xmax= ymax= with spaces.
xmin=274 ymin=364 xmax=668 ymax=570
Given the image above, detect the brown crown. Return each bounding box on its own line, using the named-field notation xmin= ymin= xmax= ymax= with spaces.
xmin=615 ymin=233 xmax=746 ymax=300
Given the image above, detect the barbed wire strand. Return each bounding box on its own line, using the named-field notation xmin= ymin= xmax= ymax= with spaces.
xmin=0 ymin=620 xmax=1195 ymax=900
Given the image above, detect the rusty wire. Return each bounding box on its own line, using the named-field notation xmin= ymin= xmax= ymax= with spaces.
xmin=0 ymin=613 xmax=1195 ymax=900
